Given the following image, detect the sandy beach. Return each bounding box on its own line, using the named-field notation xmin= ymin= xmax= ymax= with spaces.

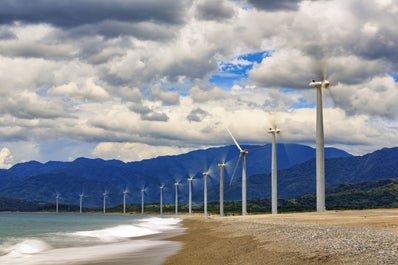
xmin=165 ymin=209 xmax=398 ymax=265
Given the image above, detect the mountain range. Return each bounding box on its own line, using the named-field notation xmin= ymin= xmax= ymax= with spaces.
xmin=0 ymin=144 xmax=396 ymax=209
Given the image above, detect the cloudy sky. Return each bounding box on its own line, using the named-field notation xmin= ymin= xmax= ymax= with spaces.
xmin=0 ymin=0 xmax=397 ymax=168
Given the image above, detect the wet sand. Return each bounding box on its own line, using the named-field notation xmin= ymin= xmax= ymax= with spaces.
xmin=164 ymin=209 xmax=398 ymax=265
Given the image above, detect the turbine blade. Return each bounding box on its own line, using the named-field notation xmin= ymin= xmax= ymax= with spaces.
xmin=226 ymin=128 xmax=243 ymax=152
xmin=229 ymin=154 xmax=242 ymax=185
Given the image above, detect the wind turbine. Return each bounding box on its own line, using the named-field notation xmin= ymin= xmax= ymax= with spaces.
xmin=102 ymin=191 xmax=108 ymax=214
xmin=160 ymin=185 xmax=165 ymax=216
xmin=79 ymin=193 xmax=84 ymax=214
xmin=309 ymin=78 xmax=330 ymax=212
xmin=122 ymin=188 xmax=128 ymax=215
xmin=218 ymin=162 xmax=225 ymax=216
xmin=174 ymin=181 xmax=180 ymax=215
xmin=141 ymin=188 xmax=145 ymax=215
xmin=55 ymin=193 xmax=60 ymax=213
xmin=202 ymin=171 xmax=209 ymax=219
xmin=227 ymin=128 xmax=249 ymax=216
xmin=268 ymin=127 xmax=280 ymax=214
xmin=188 ymin=177 xmax=193 ymax=215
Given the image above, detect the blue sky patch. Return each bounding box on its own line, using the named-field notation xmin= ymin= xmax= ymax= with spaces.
xmin=389 ymin=72 xmax=398 ymax=82
xmin=290 ymin=97 xmax=316 ymax=109
xmin=209 ymin=50 xmax=272 ymax=88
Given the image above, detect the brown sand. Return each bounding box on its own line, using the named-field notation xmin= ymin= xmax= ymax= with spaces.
xmin=164 ymin=209 xmax=398 ymax=265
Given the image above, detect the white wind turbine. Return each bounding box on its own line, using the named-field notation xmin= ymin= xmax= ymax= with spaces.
xmin=102 ymin=191 xmax=108 ymax=214
xmin=218 ymin=162 xmax=226 ymax=217
xmin=309 ymin=73 xmax=330 ymax=212
xmin=202 ymin=171 xmax=209 ymax=218
xmin=141 ymin=188 xmax=145 ymax=215
xmin=122 ymin=188 xmax=129 ymax=215
xmin=160 ymin=185 xmax=165 ymax=216
xmin=55 ymin=193 xmax=60 ymax=213
xmin=227 ymin=128 xmax=249 ymax=216
xmin=268 ymin=127 xmax=280 ymax=214
xmin=174 ymin=181 xmax=180 ymax=215
xmin=79 ymin=193 xmax=85 ymax=214
xmin=188 ymin=176 xmax=194 ymax=215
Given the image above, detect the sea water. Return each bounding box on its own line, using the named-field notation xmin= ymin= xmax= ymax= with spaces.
xmin=0 ymin=213 xmax=184 ymax=265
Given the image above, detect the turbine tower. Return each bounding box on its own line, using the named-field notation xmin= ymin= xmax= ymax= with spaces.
xmin=103 ymin=192 xmax=108 ymax=214
xmin=122 ymin=188 xmax=128 ymax=215
xmin=188 ymin=177 xmax=193 ymax=215
xmin=227 ymin=128 xmax=249 ymax=215
xmin=141 ymin=188 xmax=145 ymax=215
xmin=174 ymin=182 xmax=179 ymax=215
xmin=218 ymin=162 xmax=225 ymax=216
xmin=309 ymin=79 xmax=329 ymax=212
xmin=268 ymin=127 xmax=280 ymax=214
xmin=203 ymin=172 xmax=209 ymax=219
xmin=55 ymin=193 xmax=60 ymax=214
xmin=79 ymin=193 xmax=84 ymax=214
xmin=160 ymin=185 xmax=165 ymax=216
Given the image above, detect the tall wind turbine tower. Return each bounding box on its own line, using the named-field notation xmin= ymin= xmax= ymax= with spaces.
xmin=103 ymin=192 xmax=108 ymax=214
xmin=309 ymin=79 xmax=329 ymax=212
xmin=79 ymin=193 xmax=84 ymax=214
xmin=268 ymin=127 xmax=280 ymax=214
xmin=218 ymin=163 xmax=225 ymax=216
xmin=160 ymin=185 xmax=164 ymax=216
xmin=203 ymin=172 xmax=209 ymax=219
xmin=122 ymin=189 xmax=128 ymax=215
xmin=141 ymin=188 xmax=145 ymax=215
xmin=188 ymin=177 xmax=193 ymax=215
xmin=174 ymin=182 xmax=179 ymax=215
xmin=55 ymin=193 xmax=60 ymax=213
xmin=227 ymin=128 xmax=249 ymax=215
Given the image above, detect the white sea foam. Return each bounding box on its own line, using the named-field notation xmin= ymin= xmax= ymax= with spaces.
xmin=138 ymin=217 xmax=183 ymax=231
xmin=0 ymin=216 xmax=183 ymax=265
xmin=4 ymin=239 xmax=52 ymax=256
xmin=73 ymin=224 xmax=160 ymax=242
xmin=0 ymin=240 xmax=180 ymax=265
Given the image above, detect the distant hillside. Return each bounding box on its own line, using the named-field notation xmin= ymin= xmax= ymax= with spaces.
xmin=3 ymin=178 xmax=397 ymax=213
xmin=0 ymin=143 xmax=356 ymax=207
xmin=0 ymin=197 xmax=79 ymax=212
xmin=294 ymin=178 xmax=398 ymax=210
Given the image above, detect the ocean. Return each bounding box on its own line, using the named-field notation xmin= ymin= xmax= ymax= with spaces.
xmin=0 ymin=212 xmax=184 ymax=265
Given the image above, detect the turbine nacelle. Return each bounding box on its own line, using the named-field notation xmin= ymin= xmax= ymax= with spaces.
xmin=268 ymin=128 xmax=280 ymax=134
xmin=309 ymin=79 xmax=329 ymax=88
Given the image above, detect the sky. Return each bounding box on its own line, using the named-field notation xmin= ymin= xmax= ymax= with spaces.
xmin=0 ymin=0 xmax=397 ymax=168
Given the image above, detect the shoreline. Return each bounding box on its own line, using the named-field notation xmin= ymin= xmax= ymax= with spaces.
xmin=164 ymin=209 xmax=398 ymax=265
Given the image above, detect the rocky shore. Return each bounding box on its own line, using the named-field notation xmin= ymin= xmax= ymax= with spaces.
xmin=165 ymin=209 xmax=398 ymax=265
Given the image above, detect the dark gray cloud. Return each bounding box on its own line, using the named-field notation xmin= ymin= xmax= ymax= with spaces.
xmin=129 ymin=103 xmax=170 ymax=122
xmin=0 ymin=0 xmax=189 ymax=28
xmin=186 ymin=108 xmax=208 ymax=122
xmin=60 ymin=20 xmax=178 ymax=41
xmin=141 ymin=112 xmax=169 ymax=122
xmin=0 ymin=28 xmax=15 ymax=40
xmin=129 ymin=104 xmax=151 ymax=114
xmin=195 ymin=0 xmax=234 ymax=21
xmin=246 ymin=0 xmax=301 ymax=11
xmin=0 ymin=42 xmax=74 ymax=60
xmin=0 ymin=126 xmax=27 ymax=141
